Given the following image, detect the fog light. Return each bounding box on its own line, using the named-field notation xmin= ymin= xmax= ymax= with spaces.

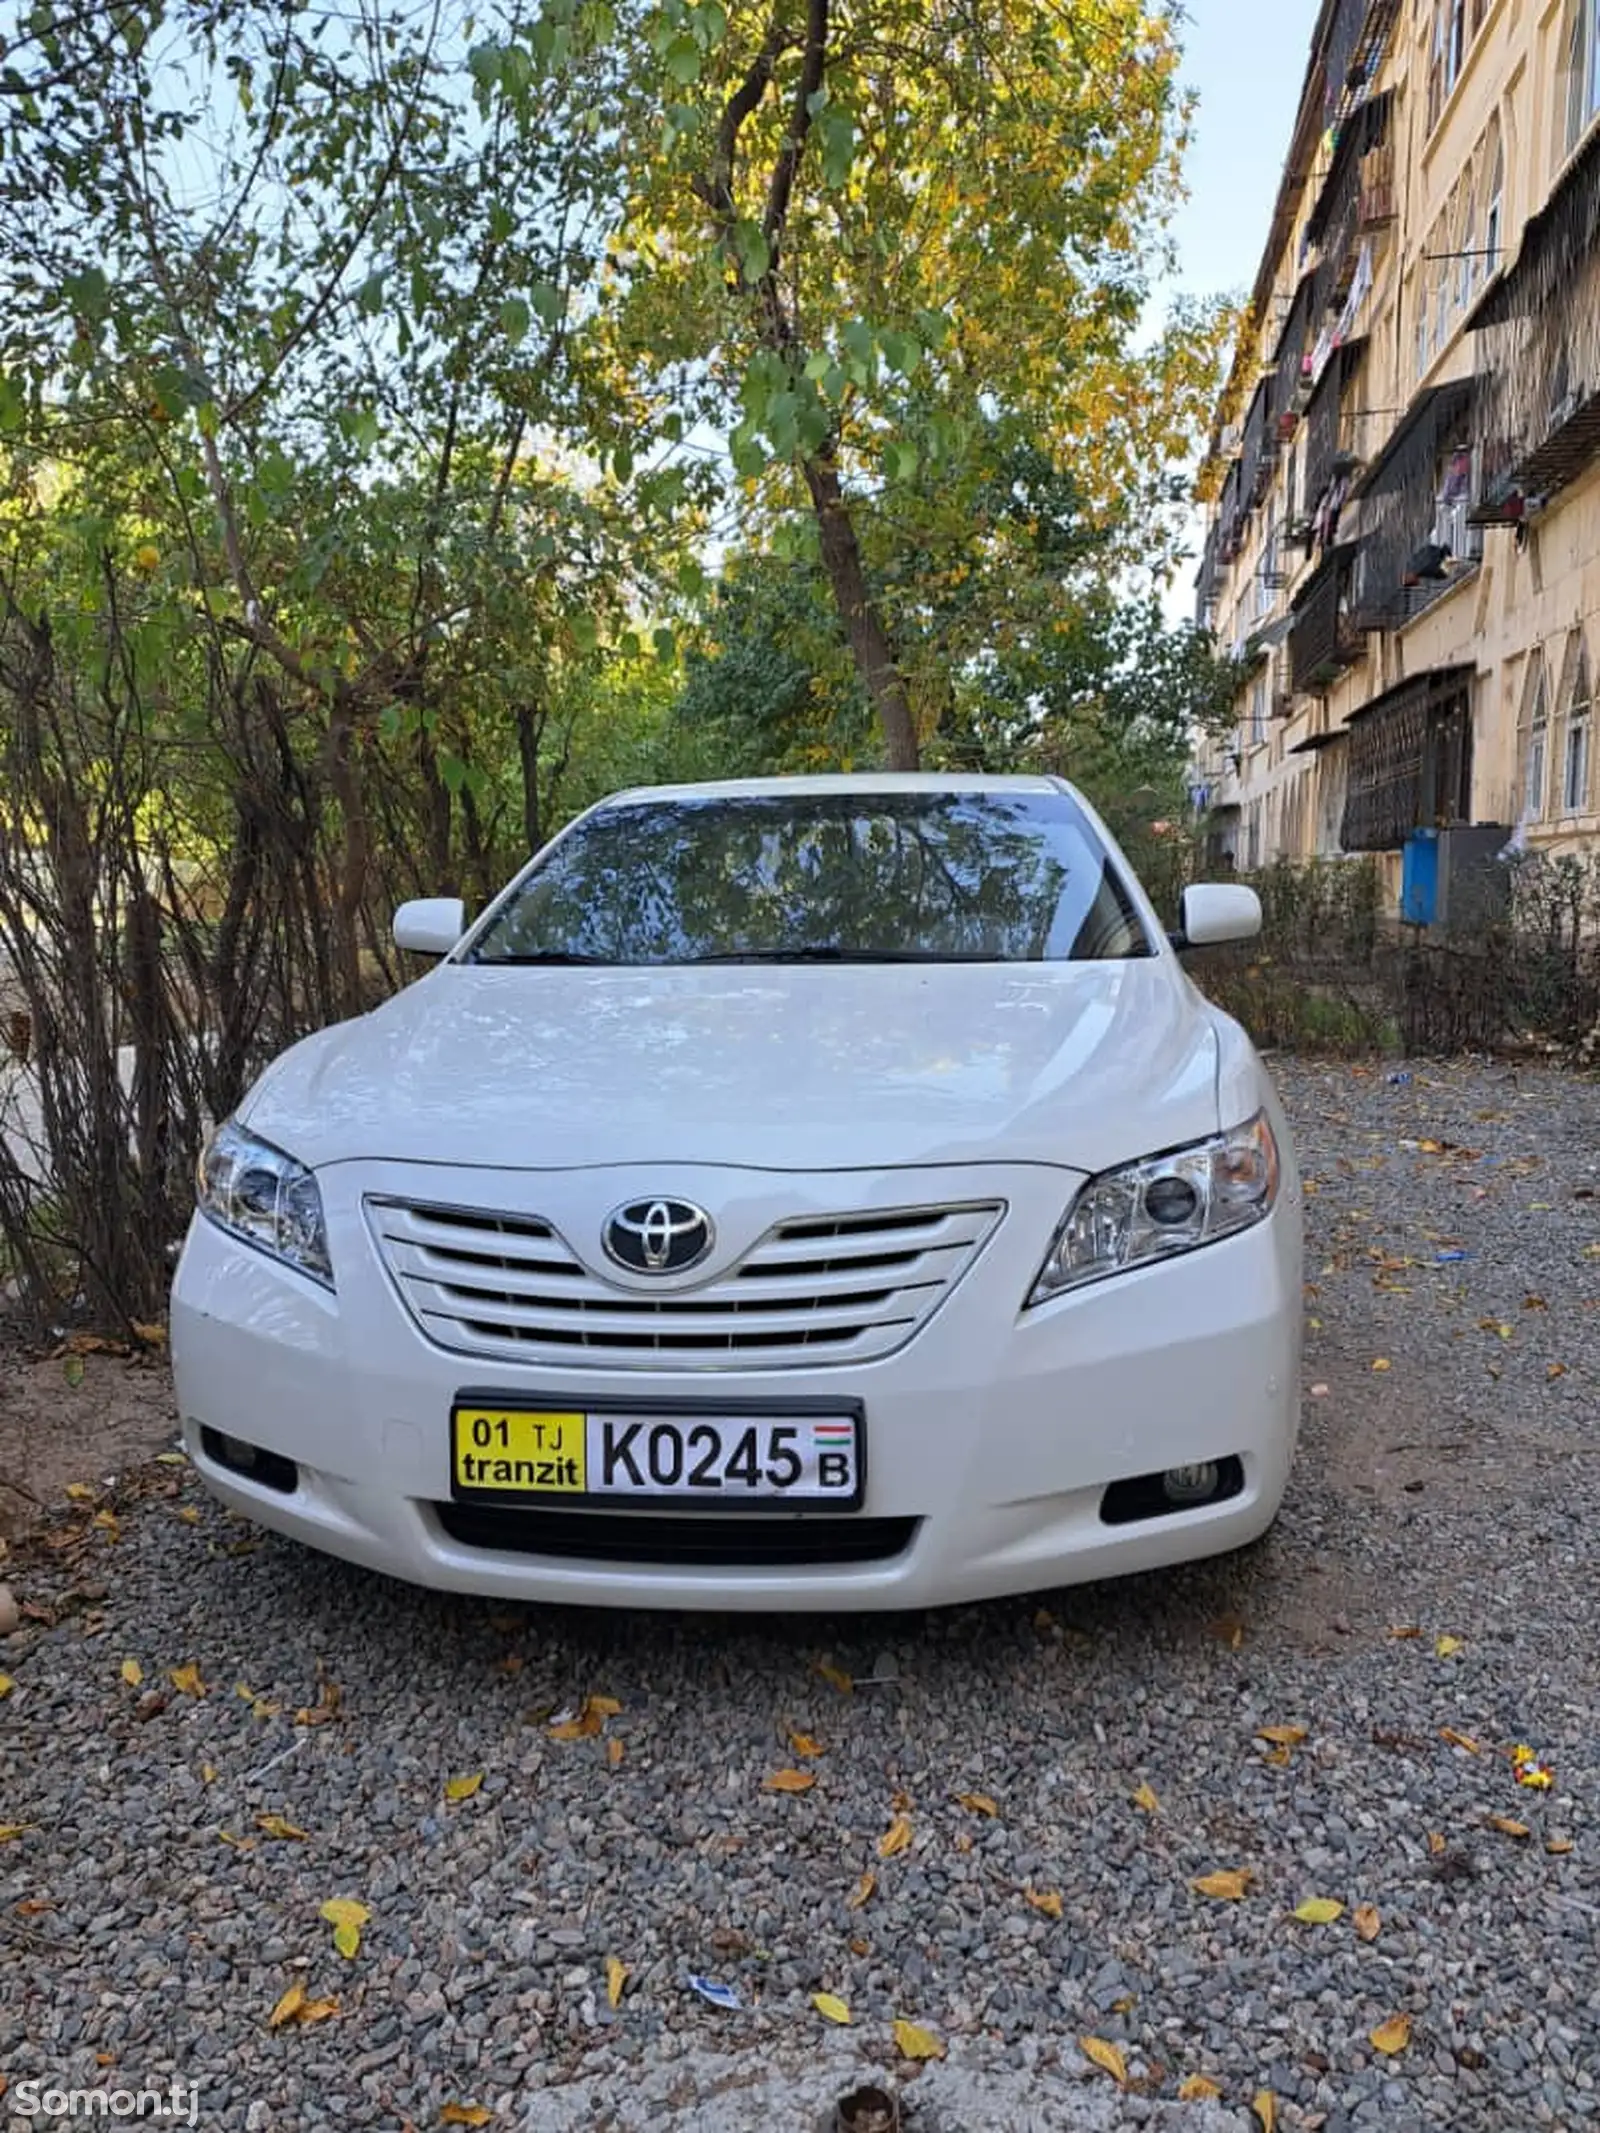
xmin=1162 ymin=1462 xmax=1221 ymax=1506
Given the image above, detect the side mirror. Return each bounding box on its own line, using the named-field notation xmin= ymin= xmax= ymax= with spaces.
xmin=1173 ymin=883 xmax=1262 ymax=950
xmin=394 ymin=897 xmax=466 ymax=957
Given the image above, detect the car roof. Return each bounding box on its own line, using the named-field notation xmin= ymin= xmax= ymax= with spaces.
xmin=597 ymin=773 xmax=1069 ymax=805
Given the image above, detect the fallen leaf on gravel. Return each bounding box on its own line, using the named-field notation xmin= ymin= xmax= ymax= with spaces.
xmin=1079 ymin=2036 xmax=1127 ymax=2086
xmin=169 ymin=1663 xmax=206 ymax=1697
xmin=787 ymin=1730 xmax=825 ymax=1759
xmin=1208 ymin=1613 xmax=1246 ymax=1648
xmin=815 ymin=1658 xmax=854 ymax=1695
xmin=1256 ymin=1725 xmax=1308 ymax=1748
xmin=63 ymin=1357 xmax=85 ymax=1389
xmin=0 ymin=1825 xmax=35 ymax=1843
xmin=1369 ymin=2014 xmax=1412 ymax=2056
xmin=812 ymin=1992 xmax=850 ymax=2025
xmin=256 ymin=1815 xmax=308 ymax=1841
xmin=1487 ymin=1815 xmax=1530 ymax=1838
xmin=119 ymin=1659 xmax=143 ymax=1687
xmin=1547 ymin=1362 xmax=1569 ymax=1381
xmin=440 ymin=2108 xmax=492 ymax=2128
xmin=268 ymin=1981 xmax=306 ymax=2029
xmin=1253 ymin=2093 xmax=1276 ymax=2131
xmin=218 ymin=1830 xmax=255 ymax=1851
xmin=606 ymin=1737 xmax=624 ymax=1769
xmin=1427 ymin=1832 xmax=1447 ymax=1855
xmin=1132 ymin=1782 xmax=1160 ymax=1814
xmin=1178 ymin=2075 xmax=1222 ymax=2101
xmin=294 ymin=1681 xmax=342 ymax=1726
xmin=892 ymin=2019 xmax=944 ymax=2061
xmin=92 ymin=1509 xmax=119 ymax=1541
xmin=200 ymin=1765 xmax=217 ymax=1785
xmin=0 ymin=1676 xmax=11 ymax=1699
xmin=846 ymin=1870 xmax=875 ymax=1910
xmin=1371 ymin=1357 xmax=1391 ymax=1372
xmin=1025 ymin=1887 xmax=1064 ymax=1919
xmin=1354 ymin=1904 xmax=1382 ymax=1941
xmin=1192 ymin=1869 xmax=1253 ymax=1901
xmin=1434 ymin=1636 xmax=1464 ymax=1658
xmin=297 ymin=1996 xmax=339 ymax=2026
xmin=548 ymin=1694 xmax=619 ymax=1740
xmin=1478 ymin=1319 xmax=1514 ymax=1340
xmin=64 ymin=1481 xmax=94 ymax=1500
xmin=1293 ymin=1898 xmax=1344 ymax=1924
xmin=606 ymin=1956 xmax=627 ymax=2009
xmin=1388 ymin=1625 xmax=1422 ymax=1640
xmin=878 ymin=1814 xmax=913 ymax=1858
xmin=444 ymin=1774 xmax=483 ymax=1802
xmin=1546 ymin=1837 xmax=1574 ymax=1855
xmin=155 ymin=1451 xmax=188 ymax=1466
xmin=1523 ymin=1293 xmax=1548 ymax=1311
xmin=955 ymin=1792 xmax=997 ymax=1817
xmin=763 ymin=1769 xmax=816 ymax=1794
xmin=174 ymin=1506 xmax=201 ymax=1525
xmin=1439 ymin=1729 xmax=1480 ymax=1754
xmin=319 ymin=1897 xmax=370 ymax=1960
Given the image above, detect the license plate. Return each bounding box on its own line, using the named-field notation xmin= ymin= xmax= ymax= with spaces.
xmin=450 ymin=1403 xmax=863 ymax=1508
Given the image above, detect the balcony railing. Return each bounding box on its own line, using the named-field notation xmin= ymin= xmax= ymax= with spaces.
xmin=1350 ymin=380 xmax=1477 ymax=631
xmin=1471 ymin=125 xmax=1600 ymax=515
xmin=1288 ymin=542 xmax=1365 ymax=694
xmin=1340 ymin=669 xmax=1474 ymax=853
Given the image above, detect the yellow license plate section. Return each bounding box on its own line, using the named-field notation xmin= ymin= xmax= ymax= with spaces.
xmin=453 ymin=1407 xmax=585 ymax=1494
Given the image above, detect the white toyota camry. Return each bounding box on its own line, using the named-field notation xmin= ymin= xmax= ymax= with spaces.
xmin=171 ymin=774 xmax=1302 ymax=1611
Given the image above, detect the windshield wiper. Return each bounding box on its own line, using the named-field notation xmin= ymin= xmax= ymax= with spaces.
xmin=683 ymin=947 xmax=993 ymax=964
xmin=472 ymin=950 xmax=617 ymax=966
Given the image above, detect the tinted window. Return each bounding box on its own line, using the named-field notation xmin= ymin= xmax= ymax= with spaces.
xmin=470 ymin=790 xmax=1152 ymax=966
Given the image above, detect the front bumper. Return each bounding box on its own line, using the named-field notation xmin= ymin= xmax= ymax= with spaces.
xmin=170 ymin=1156 xmax=1302 ymax=1612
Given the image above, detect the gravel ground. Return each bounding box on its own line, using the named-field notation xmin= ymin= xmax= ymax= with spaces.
xmin=1 ymin=1058 xmax=1597 ymax=2133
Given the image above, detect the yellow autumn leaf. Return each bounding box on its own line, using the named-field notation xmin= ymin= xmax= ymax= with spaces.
xmin=1178 ymin=2074 xmax=1223 ymax=2101
xmin=812 ymin=1992 xmax=851 ymax=2025
xmin=1438 ymin=1728 xmax=1480 ymax=1754
xmin=847 ymin=1870 xmax=876 ymax=1910
xmin=92 ymin=1508 xmax=119 ymax=1539
xmin=268 ymin=1980 xmax=306 ymax=2030
xmin=1546 ymin=1837 xmax=1574 ymax=1855
xmin=1427 ymin=1831 xmax=1447 ymax=1855
xmin=878 ymin=1813 xmax=913 ymax=1858
xmin=1025 ymin=1886 xmax=1064 ymax=1919
xmin=0 ymin=1675 xmax=12 ymax=1699
xmin=131 ymin=1319 xmax=167 ymax=1345
xmin=1191 ymin=1868 xmax=1253 ymax=1901
xmin=200 ymin=1764 xmax=217 ymax=1785
xmin=65 ymin=1481 xmax=95 ymax=1500
xmin=444 ymin=1773 xmax=483 ymax=1802
xmin=787 ymin=1731 xmax=825 ymax=1758
xmin=120 ymin=1658 xmax=143 ymax=1687
xmin=588 ymin=1695 xmax=622 ymax=1719
xmin=1255 ymin=1725 xmax=1308 ymax=1748
xmin=320 ymin=1897 xmax=370 ymax=1961
xmin=763 ymin=1768 xmax=816 ymax=1793
xmin=815 ymin=1658 xmax=854 ymax=1694
xmin=1487 ymin=1815 xmax=1530 ymax=1838
xmin=298 ymin=1996 xmax=339 ymax=2025
xmin=892 ymin=2019 xmax=944 ymax=2061
xmin=1253 ymin=2091 xmax=1277 ymax=2131
xmin=219 ymin=1828 xmax=255 ymax=1850
xmin=169 ymin=1663 xmax=206 ymax=1697
xmin=1131 ymin=1782 xmax=1160 ymax=1814
xmin=606 ymin=1737 xmax=624 ymax=1768
xmin=256 ymin=1814 xmax=308 ymax=1842
xmin=440 ymin=2107 xmax=493 ymax=2128
xmin=1354 ymin=1903 xmax=1382 ymax=1941
xmin=1371 ymin=1357 xmax=1391 ymax=1372
xmin=0 ymin=1824 xmax=37 ymax=1843
xmin=606 ymin=1956 xmax=627 ymax=2010
xmin=1435 ymin=1635 xmax=1464 ymax=1657
xmin=955 ymin=1791 xmax=997 ymax=1817
xmin=1079 ymin=2035 xmax=1127 ymax=2086
xmin=1369 ymin=2014 xmax=1412 ymax=2055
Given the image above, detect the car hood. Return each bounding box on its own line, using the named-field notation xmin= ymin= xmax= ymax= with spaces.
xmin=242 ymin=961 xmax=1221 ymax=1176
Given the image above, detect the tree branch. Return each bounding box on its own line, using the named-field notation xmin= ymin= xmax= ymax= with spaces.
xmin=763 ymin=0 xmax=827 ymax=248
xmin=693 ymin=11 xmax=796 ymax=232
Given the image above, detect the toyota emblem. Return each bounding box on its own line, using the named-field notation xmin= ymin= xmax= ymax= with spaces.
xmin=603 ymin=1197 xmax=714 ymax=1275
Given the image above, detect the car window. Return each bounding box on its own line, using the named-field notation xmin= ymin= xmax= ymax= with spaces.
xmin=469 ymin=790 xmax=1153 ymax=966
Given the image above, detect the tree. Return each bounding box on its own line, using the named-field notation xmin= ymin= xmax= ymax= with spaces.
xmin=586 ymin=0 xmax=1222 ymax=766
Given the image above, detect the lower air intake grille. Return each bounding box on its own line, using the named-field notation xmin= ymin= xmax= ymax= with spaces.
xmin=434 ymin=1505 xmax=920 ymax=1568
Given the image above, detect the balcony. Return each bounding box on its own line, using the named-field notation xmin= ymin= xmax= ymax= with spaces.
xmin=1348 ymin=381 xmax=1478 ymax=631
xmin=1339 ymin=668 xmax=1474 ymax=854
xmin=1288 ymin=543 xmax=1365 ymax=695
xmin=1470 ymin=124 xmax=1600 ymax=515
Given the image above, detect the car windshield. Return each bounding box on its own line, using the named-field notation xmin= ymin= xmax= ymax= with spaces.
xmin=468 ymin=788 xmax=1153 ymax=967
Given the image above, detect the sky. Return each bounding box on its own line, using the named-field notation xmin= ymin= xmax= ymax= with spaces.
xmin=1158 ymin=0 xmax=1324 ymax=618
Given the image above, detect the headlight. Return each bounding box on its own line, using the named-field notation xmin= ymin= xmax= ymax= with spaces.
xmin=1028 ymin=1110 xmax=1280 ymax=1304
xmin=197 ymin=1119 xmax=333 ymax=1287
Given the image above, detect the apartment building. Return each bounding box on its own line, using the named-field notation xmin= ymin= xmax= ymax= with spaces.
xmin=1192 ymin=0 xmax=1600 ymax=905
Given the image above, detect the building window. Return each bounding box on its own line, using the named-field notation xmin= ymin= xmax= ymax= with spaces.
xmin=1524 ymin=659 xmax=1550 ymax=822
xmin=1459 ymin=191 xmax=1478 ymax=312
xmin=1563 ymin=648 xmax=1592 ymax=814
xmin=1564 ymin=0 xmax=1600 ymax=155
xmin=1484 ymin=135 xmax=1504 ymax=273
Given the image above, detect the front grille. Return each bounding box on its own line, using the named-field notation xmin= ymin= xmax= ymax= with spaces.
xmin=434 ymin=1504 xmax=920 ymax=1568
xmin=366 ymin=1196 xmax=1003 ymax=1370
